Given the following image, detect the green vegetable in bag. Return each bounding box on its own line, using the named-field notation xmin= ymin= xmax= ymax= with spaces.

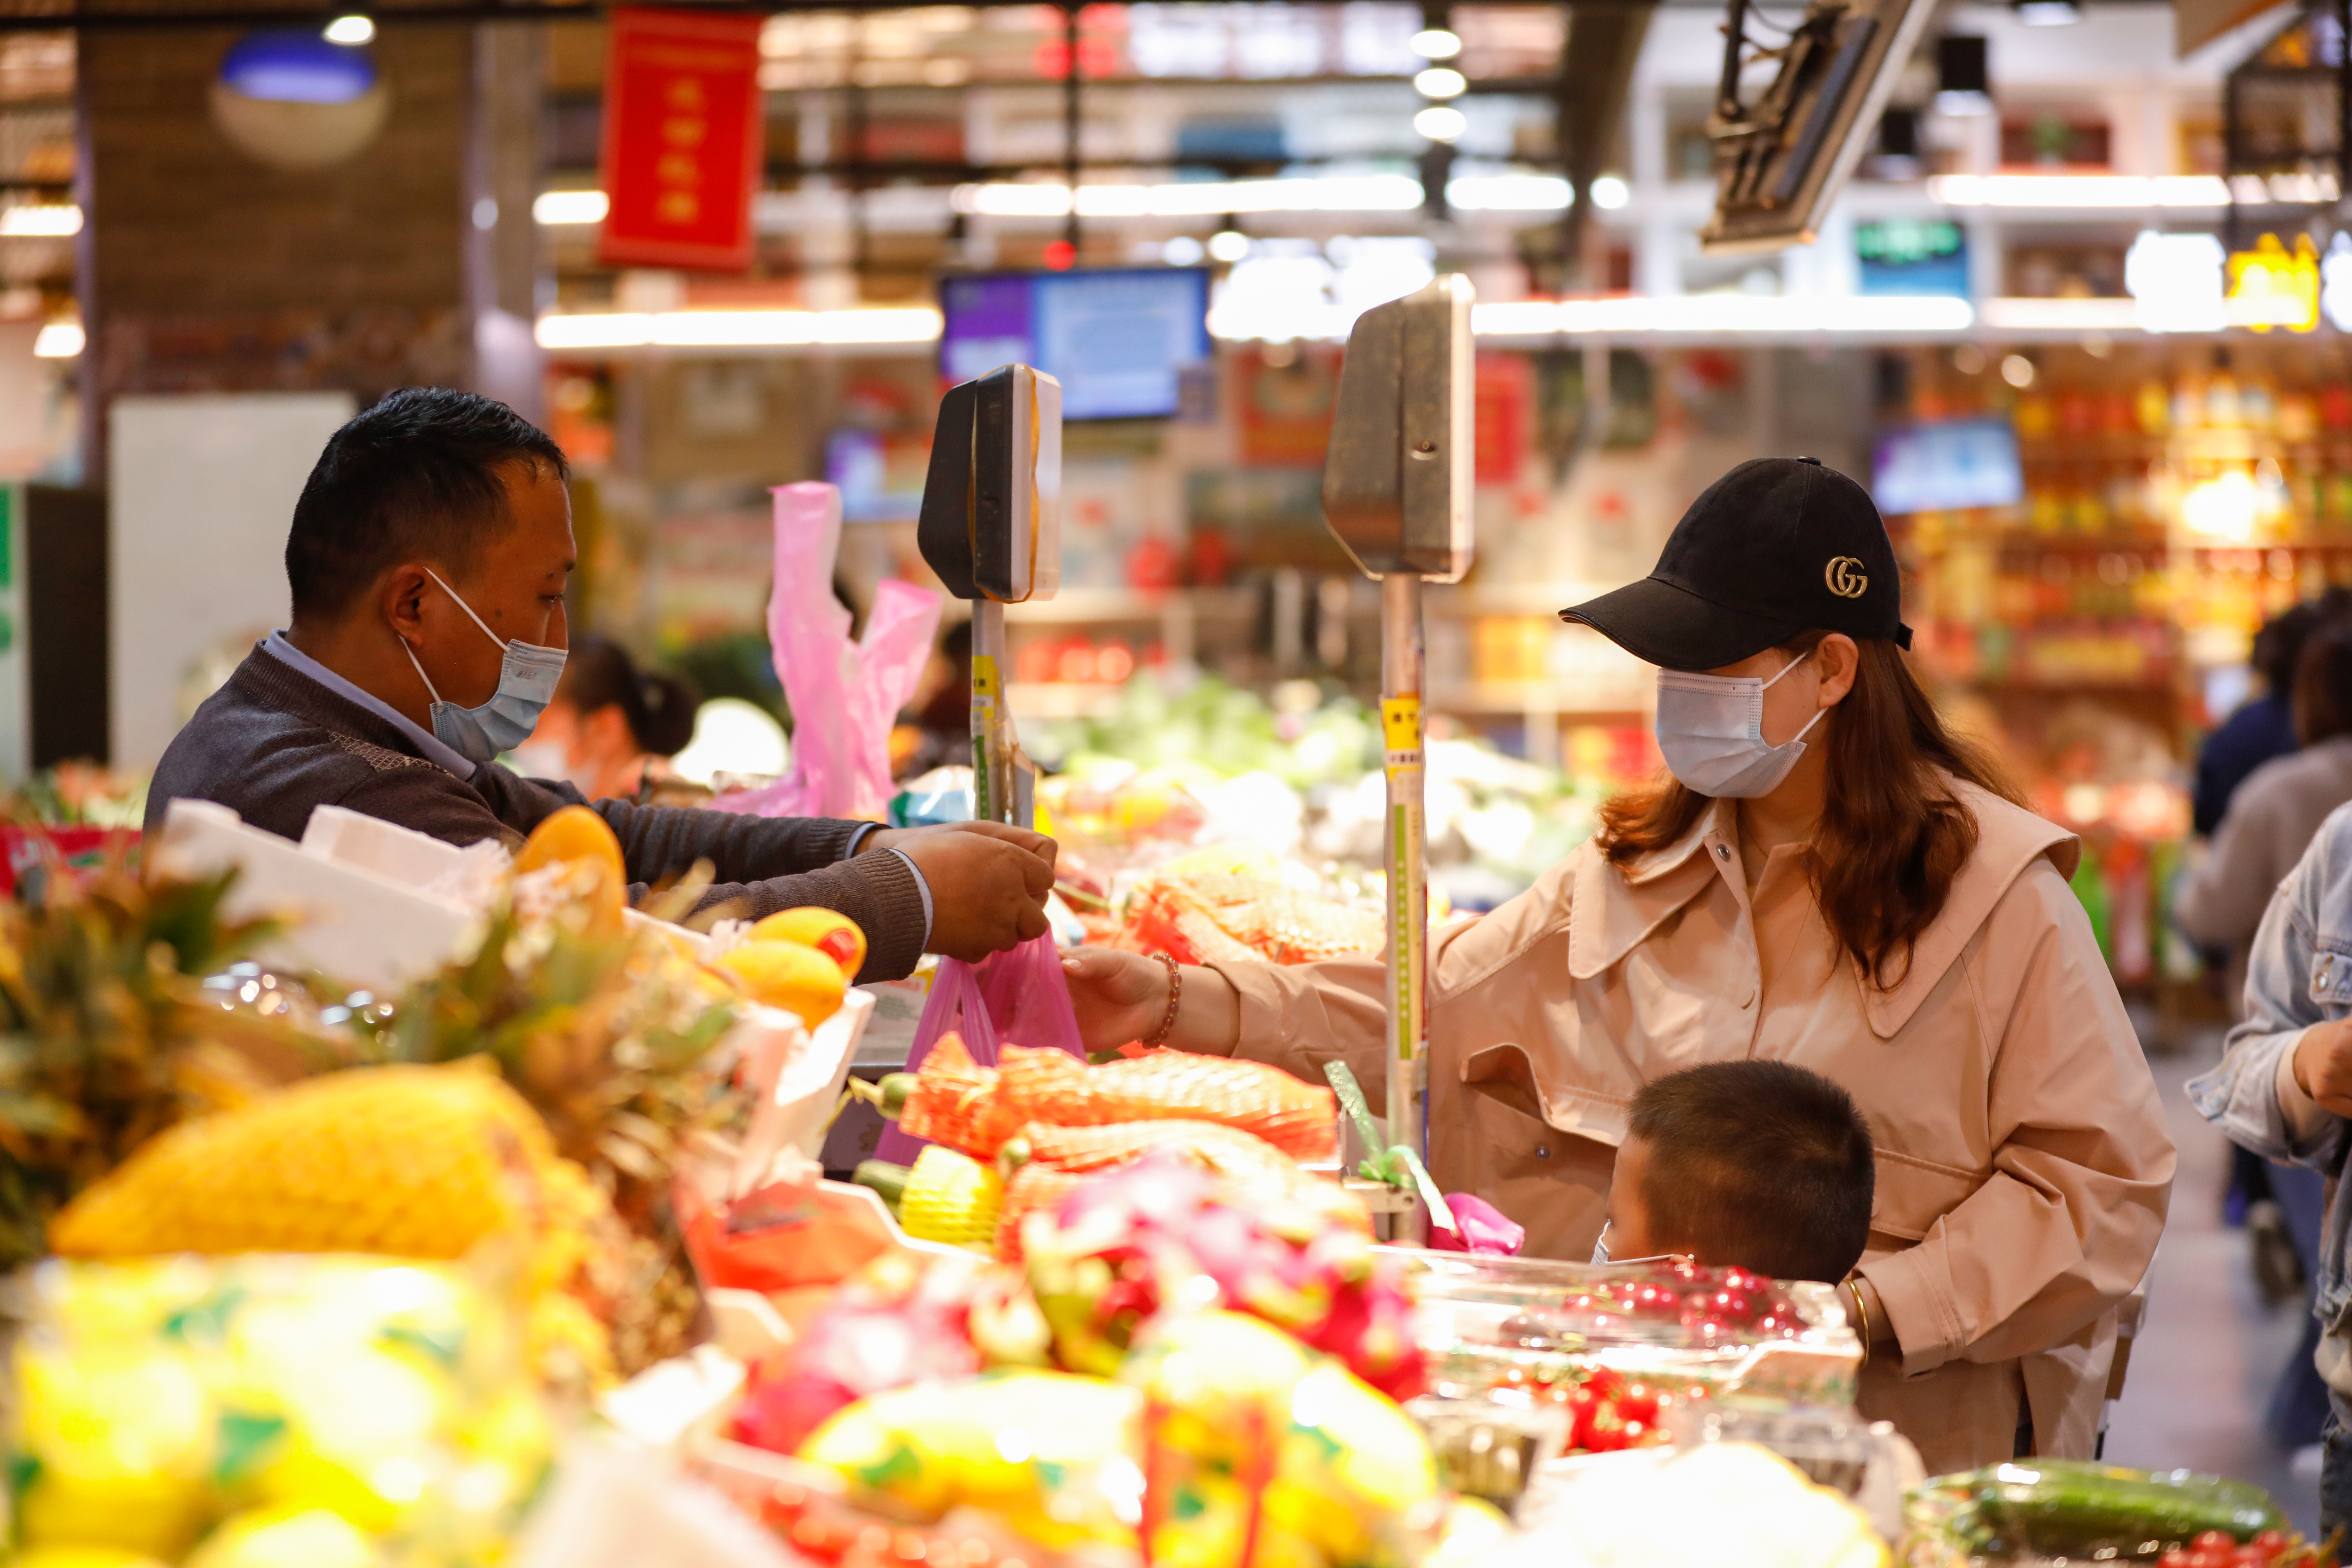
xmin=1907 ymin=1461 xmax=2286 ymax=1563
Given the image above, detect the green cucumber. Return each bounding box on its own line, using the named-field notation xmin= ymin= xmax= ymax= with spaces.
xmin=1932 ymin=1461 xmax=2285 ymax=1559
xmin=852 ymin=1160 xmax=913 ymax=1214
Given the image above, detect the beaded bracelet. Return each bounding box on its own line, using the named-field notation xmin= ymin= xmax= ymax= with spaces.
xmin=1144 ymin=950 xmax=1182 ymax=1048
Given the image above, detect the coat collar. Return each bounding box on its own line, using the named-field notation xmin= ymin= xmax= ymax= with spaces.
xmin=1566 ymin=798 xmax=1730 ymax=980
xmin=1857 ymin=778 xmax=2079 ymax=1038
xmin=1563 ymin=779 xmax=2081 ymax=1028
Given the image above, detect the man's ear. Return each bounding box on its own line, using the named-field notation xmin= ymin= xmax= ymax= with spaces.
xmin=583 ymin=702 xmax=632 ymax=755
xmin=381 ymin=564 xmax=434 ymax=644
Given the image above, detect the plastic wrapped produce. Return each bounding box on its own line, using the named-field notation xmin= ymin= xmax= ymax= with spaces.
xmin=1404 ymin=1251 xmax=1862 ymax=1435
xmin=1903 ymin=1461 xmax=2294 ymax=1567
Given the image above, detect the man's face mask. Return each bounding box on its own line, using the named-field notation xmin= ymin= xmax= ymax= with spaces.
xmin=400 ymin=567 xmax=567 ymax=764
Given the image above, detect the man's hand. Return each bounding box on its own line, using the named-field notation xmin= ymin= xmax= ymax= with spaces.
xmin=2293 ymin=1019 xmax=2352 ymax=1116
xmin=862 ymin=821 xmax=1056 ymax=961
xmin=1060 ymin=946 xmax=1170 ymax=1051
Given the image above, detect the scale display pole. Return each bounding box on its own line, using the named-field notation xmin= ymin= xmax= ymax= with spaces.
xmin=917 ymin=362 xmax=1063 ymax=831
xmin=1320 ymin=275 xmax=1475 ymax=1243
xmin=1380 ymin=573 xmax=1428 ymax=1170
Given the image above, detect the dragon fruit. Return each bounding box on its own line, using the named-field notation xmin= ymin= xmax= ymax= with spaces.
xmin=729 ymin=1251 xmax=1046 ymax=1455
xmin=1022 ymin=1153 xmax=1426 ymax=1399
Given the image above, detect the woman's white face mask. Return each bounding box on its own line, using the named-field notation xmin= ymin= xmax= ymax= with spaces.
xmin=1652 ymin=651 xmax=1826 ymax=799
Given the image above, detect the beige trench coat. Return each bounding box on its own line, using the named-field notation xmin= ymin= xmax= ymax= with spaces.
xmin=1208 ymin=779 xmax=2175 ymax=1475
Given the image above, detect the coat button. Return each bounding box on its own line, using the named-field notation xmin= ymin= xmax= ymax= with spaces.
xmin=1741 ymin=986 xmax=1757 ymax=1008
xmin=1715 ymin=844 xmax=1731 ymax=860
xmin=1534 ymin=1144 xmax=1552 ymax=1160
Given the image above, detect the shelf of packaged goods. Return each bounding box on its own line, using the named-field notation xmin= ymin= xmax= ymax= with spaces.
xmin=1004 ymin=682 xmax=1127 ymax=721
xmin=1424 ymin=583 xmax=1613 ymax=617
xmin=1964 ymin=678 xmax=2180 ymax=698
xmin=1429 ymin=682 xmax=1649 ymax=719
xmin=1970 ymin=534 xmax=2172 ymax=553
xmin=1002 ymin=587 xmax=1258 ymax=625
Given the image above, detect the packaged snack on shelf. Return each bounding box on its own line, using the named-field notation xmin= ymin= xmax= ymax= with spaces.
xmin=1401 ymin=1250 xmax=1863 ymax=1449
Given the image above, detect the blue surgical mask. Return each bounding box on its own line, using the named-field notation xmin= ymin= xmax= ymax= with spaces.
xmin=400 ymin=568 xmax=568 ymax=764
xmin=1653 ymin=652 xmax=1826 ymax=800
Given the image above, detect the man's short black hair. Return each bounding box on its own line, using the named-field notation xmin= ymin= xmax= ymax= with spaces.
xmin=1628 ymin=1059 xmax=1874 ymax=1283
xmin=286 ymin=387 xmax=569 ymax=622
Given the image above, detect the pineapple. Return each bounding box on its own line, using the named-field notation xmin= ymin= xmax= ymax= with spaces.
xmin=47 ymin=1059 xmax=625 ymax=1390
xmin=47 ymin=1059 xmax=566 ymax=1261
xmin=0 ymin=856 xmax=308 ymax=1270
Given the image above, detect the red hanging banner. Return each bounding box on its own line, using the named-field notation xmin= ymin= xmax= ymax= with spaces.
xmin=597 ymin=8 xmax=765 ymax=272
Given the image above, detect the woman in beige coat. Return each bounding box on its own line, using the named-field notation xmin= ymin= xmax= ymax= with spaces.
xmin=1064 ymin=458 xmax=2175 ymax=1475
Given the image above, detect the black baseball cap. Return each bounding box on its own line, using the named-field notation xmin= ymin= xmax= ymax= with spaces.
xmin=1559 ymin=456 xmax=1912 ymax=672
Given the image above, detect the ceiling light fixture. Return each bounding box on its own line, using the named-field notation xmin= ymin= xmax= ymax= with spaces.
xmin=1413 ymin=105 xmax=1467 ymax=143
xmin=323 ymin=14 xmax=375 ymax=45
xmin=1410 ymin=27 xmax=1461 ymax=58
xmin=1413 ymin=66 xmax=1466 ymax=98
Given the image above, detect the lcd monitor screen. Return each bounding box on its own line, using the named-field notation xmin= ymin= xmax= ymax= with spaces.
xmin=1871 ymin=417 xmax=2024 ymax=515
xmin=939 ymin=267 xmax=1212 ymax=420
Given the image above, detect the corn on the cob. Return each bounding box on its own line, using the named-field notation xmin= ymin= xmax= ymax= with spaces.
xmin=896 ymin=1033 xmax=1012 ymax=1157
xmin=898 ymin=1146 xmax=1004 ymax=1252
xmin=49 ymin=1059 xmax=576 ymax=1260
xmin=1009 ymin=1117 xmax=1294 ymax=1175
xmin=893 ymin=1040 xmax=1339 ymax=1163
xmin=1014 ymin=1046 xmax=1338 ymax=1161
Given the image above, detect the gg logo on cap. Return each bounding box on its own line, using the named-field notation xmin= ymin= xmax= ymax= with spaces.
xmin=1824 ymin=556 xmax=1868 ymax=598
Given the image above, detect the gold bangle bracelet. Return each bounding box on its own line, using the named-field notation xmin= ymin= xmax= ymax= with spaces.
xmin=1845 ymin=1278 xmax=1873 ymax=1369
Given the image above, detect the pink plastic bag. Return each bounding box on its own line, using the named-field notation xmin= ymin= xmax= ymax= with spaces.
xmin=712 ymin=482 xmax=943 ymax=822
xmin=874 ymin=934 xmax=1085 ymax=1164
xmin=1428 ymin=1192 xmax=1525 ymax=1256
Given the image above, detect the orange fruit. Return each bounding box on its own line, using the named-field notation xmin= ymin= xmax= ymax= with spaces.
xmin=715 ymin=939 xmax=848 ymax=1028
xmin=513 ymin=804 xmax=627 ymax=932
xmin=748 ymin=907 xmax=867 ymax=979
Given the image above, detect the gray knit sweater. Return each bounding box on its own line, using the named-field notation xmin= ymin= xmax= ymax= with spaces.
xmin=145 ymin=648 xmax=928 ymax=982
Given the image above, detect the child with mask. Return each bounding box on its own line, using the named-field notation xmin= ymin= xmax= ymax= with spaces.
xmin=1596 ymin=1060 xmax=1875 ymax=1289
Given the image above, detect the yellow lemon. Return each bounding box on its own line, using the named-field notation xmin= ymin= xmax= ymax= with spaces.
xmin=747 ymin=907 xmax=867 ymax=979
xmin=182 ymin=1506 xmax=379 ymax=1568
xmin=714 ymin=939 xmax=848 ymax=1028
xmin=7 ymin=1548 xmax=174 ymax=1568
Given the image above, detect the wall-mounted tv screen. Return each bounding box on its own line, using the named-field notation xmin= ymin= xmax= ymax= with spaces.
xmin=1871 ymin=417 xmax=2024 ymax=515
xmin=939 ymin=267 xmax=1212 ymax=421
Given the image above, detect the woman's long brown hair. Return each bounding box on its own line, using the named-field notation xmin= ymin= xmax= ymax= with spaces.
xmin=1594 ymin=635 xmax=2024 ymax=990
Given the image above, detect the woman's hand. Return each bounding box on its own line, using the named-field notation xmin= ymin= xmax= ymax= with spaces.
xmin=1060 ymin=947 xmax=1169 ymax=1051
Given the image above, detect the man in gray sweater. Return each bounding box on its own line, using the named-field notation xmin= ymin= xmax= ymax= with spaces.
xmin=146 ymin=387 xmax=1055 ymax=984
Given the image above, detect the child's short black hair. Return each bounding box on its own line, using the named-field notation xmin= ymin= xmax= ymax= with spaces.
xmin=1628 ymin=1059 xmax=1874 ymax=1283
xmin=286 ymin=387 xmax=569 ymax=622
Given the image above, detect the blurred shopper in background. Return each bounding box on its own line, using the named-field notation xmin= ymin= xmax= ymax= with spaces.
xmin=2183 ymin=619 xmax=2352 ymax=997
xmin=2197 ymin=603 xmax=2325 ymax=837
xmin=511 ymin=635 xmax=702 ymax=805
xmin=2184 ymin=617 xmax=2352 ymax=1454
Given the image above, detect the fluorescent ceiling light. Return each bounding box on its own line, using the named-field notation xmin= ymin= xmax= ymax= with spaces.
xmin=534 ymin=190 xmax=610 ymax=225
xmin=1469 ymin=295 xmax=1975 ymax=336
xmin=323 ymin=14 xmax=375 ymax=45
xmin=1977 ymin=297 xmax=2140 ymax=330
xmin=535 ymin=308 xmax=943 ymax=351
xmin=1414 ymin=66 xmax=1466 ymax=98
xmin=951 ymin=174 xmax=1424 ymax=218
xmin=1414 ymin=106 xmax=1467 ymax=143
xmin=0 ymin=204 xmax=82 ymax=237
xmin=33 ymin=321 xmax=82 ymax=358
xmin=1589 ymin=175 xmax=1630 ymax=210
xmin=1447 ymin=173 xmax=1572 ymax=210
xmin=1410 ymin=27 xmax=1461 ymax=57
xmin=1928 ymin=174 xmax=2231 ymax=208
